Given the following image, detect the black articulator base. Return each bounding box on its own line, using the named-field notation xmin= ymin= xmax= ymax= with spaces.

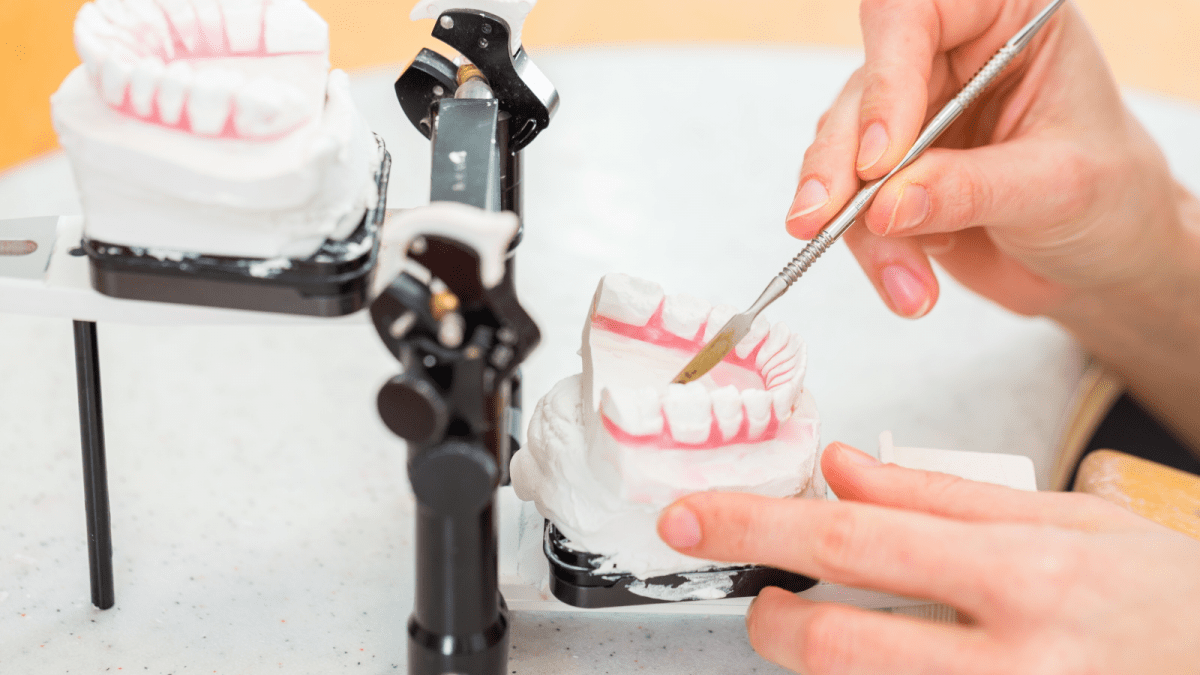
xmin=83 ymin=137 xmax=391 ymax=318
xmin=544 ymin=522 xmax=818 ymax=609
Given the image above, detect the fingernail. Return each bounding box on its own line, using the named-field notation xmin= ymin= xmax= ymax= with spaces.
xmin=837 ymin=443 xmax=880 ymax=466
xmin=885 ymin=184 xmax=929 ymax=235
xmin=787 ymin=179 xmax=829 ymax=220
xmin=659 ymin=504 xmax=702 ymax=549
xmin=880 ymin=265 xmax=931 ymax=318
xmin=856 ymin=122 xmax=889 ymax=172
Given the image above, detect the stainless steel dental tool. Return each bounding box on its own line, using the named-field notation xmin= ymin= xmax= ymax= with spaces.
xmin=672 ymin=0 xmax=1068 ymax=385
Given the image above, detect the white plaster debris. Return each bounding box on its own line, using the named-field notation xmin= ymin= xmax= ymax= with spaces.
xmin=247 ymin=257 xmax=294 ymax=279
xmin=626 ymin=571 xmax=737 ymax=602
xmin=145 ymin=248 xmax=200 ymax=262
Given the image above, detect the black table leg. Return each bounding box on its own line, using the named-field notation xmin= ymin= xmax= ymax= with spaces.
xmin=73 ymin=320 xmax=114 ymax=609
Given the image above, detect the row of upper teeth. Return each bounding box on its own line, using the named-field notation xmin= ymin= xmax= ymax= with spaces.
xmin=600 ymin=378 xmax=805 ymax=445
xmin=594 ymin=273 xmax=806 ymax=367
xmin=74 ymin=0 xmax=327 ymax=137
xmin=77 ymin=0 xmax=328 ymax=60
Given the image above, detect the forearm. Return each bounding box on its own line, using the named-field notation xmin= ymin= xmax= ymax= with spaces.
xmin=1051 ymin=181 xmax=1200 ymax=453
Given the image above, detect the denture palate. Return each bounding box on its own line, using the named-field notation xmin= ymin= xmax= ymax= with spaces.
xmin=73 ymin=0 xmax=329 ymax=138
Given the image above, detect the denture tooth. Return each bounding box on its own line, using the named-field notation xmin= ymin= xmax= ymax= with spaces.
xmin=128 ymin=56 xmax=165 ymax=117
xmin=80 ymin=3 xmax=143 ymax=59
xmin=187 ymin=67 xmax=244 ymax=135
xmin=742 ymin=389 xmax=772 ymax=440
xmin=76 ymin=3 xmax=120 ymax=43
xmin=765 ymin=371 xmax=792 ymax=391
xmin=95 ymin=0 xmax=134 ymax=28
xmin=593 ymin=273 xmax=664 ymax=327
xmin=157 ymin=59 xmax=193 ymax=124
xmin=78 ymin=39 xmax=111 ymax=79
xmin=600 ymin=386 xmax=663 ymax=437
xmin=219 ymin=0 xmax=264 ymax=53
xmin=771 ymin=382 xmax=799 ymax=423
xmin=791 ymin=341 xmax=808 ymax=388
xmin=763 ymin=333 xmax=802 ymax=381
xmin=710 ymin=386 xmax=743 ymax=441
xmin=100 ymin=47 xmax=137 ymax=106
xmin=155 ymin=0 xmax=201 ymax=52
xmin=735 ymin=316 xmax=770 ymax=359
xmin=264 ymin=0 xmax=329 ymax=54
xmin=234 ymin=77 xmax=307 ymax=136
xmin=123 ymin=0 xmax=175 ymax=58
xmin=78 ymin=1 xmax=108 ymax=29
xmin=75 ymin=17 xmax=112 ymax=78
xmin=190 ymin=0 xmax=225 ymax=51
xmin=702 ymin=304 xmax=738 ymax=343
xmin=663 ymin=382 xmax=712 ymax=445
xmin=661 ymin=293 xmax=710 ymax=341
xmin=755 ymin=324 xmax=791 ymax=371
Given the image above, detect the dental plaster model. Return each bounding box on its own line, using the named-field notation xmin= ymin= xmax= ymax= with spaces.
xmin=51 ymin=0 xmax=382 ymax=260
xmin=511 ymin=273 xmax=822 ymax=579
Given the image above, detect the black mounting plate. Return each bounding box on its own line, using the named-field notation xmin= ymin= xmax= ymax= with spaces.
xmin=84 ymin=138 xmax=391 ymax=318
xmin=544 ymin=521 xmax=818 ymax=609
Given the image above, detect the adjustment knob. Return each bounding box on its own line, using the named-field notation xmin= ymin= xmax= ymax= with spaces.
xmin=377 ymin=374 xmax=449 ymax=445
xmin=409 ymin=440 xmax=499 ymax=514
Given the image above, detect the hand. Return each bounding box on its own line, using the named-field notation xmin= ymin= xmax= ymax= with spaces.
xmin=657 ymin=443 xmax=1200 ymax=674
xmin=785 ymin=0 xmax=1189 ymax=318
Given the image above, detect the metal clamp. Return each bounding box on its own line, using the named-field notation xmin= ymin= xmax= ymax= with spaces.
xmin=395 ymin=8 xmax=558 ymax=150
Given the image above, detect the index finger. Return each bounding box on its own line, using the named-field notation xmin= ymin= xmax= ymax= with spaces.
xmin=822 ymin=441 xmax=1147 ymax=532
xmin=855 ymin=0 xmax=1056 ymax=178
xmin=658 ymin=491 xmax=1022 ymax=620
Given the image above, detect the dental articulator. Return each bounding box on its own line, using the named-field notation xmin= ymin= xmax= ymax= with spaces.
xmin=0 ymin=1 xmax=1044 ymax=673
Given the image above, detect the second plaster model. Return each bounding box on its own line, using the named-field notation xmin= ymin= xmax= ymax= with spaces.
xmin=511 ymin=273 xmax=823 ymax=579
xmin=51 ymin=0 xmax=382 ymax=259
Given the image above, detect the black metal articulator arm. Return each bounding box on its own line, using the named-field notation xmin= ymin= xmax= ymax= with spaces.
xmin=373 ymin=7 xmax=556 ymax=674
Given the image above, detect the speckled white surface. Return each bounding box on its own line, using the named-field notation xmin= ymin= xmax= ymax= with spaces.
xmin=4 ymin=46 xmax=1200 ymax=674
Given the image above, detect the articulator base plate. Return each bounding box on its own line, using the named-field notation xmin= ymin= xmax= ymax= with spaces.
xmin=83 ymin=141 xmax=391 ymax=319
xmin=544 ymin=522 xmax=817 ymax=609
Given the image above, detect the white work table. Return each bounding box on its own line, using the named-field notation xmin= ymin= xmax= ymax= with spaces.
xmin=4 ymin=46 xmax=1200 ymax=674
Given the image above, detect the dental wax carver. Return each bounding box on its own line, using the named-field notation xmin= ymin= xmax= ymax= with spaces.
xmin=658 ymin=0 xmax=1200 ymax=672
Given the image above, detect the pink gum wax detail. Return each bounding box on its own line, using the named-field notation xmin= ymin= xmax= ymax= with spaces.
xmin=106 ymin=82 xmax=303 ymax=141
xmin=102 ymin=22 xmax=320 ymax=139
xmin=590 ymin=302 xmax=768 ymax=374
xmin=592 ymin=301 xmax=783 ymax=450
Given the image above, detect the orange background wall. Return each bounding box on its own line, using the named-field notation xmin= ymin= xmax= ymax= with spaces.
xmin=3 ymin=0 xmax=1199 ymax=173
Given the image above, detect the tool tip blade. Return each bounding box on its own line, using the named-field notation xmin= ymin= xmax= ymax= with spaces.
xmin=671 ymin=321 xmax=745 ymax=384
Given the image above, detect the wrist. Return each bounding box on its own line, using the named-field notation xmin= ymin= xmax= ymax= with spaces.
xmin=1049 ymin=182 xmax=1200 ymax=450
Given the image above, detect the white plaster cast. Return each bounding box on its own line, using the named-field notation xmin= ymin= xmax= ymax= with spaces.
xmin=511 ymin=273 xmax=823 ymax=579
xmin=53 ymin=0 xmax=379 ymax=259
